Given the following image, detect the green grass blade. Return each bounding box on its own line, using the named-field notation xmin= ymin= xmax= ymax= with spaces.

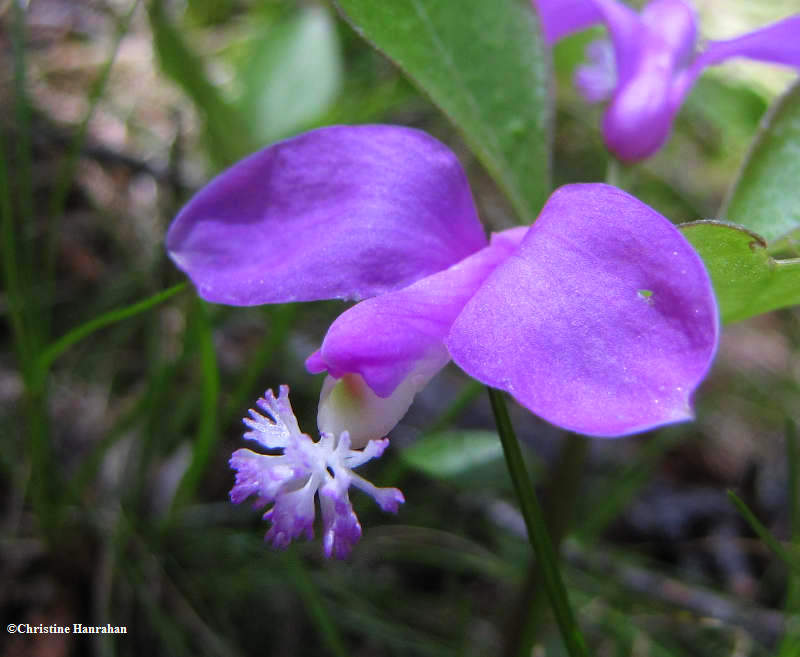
xmin=35 ymin=282 xmax=188 ymax=381
xmin=0 ymin=117 xmax=30 ymax=372
xmin=283 ymin=551 xmax=350 ymax=657
xmin=44 ymin=0 xmax=141 ymax=326
xmin=169 ymin=299 xmax=219 ymax=513
xmin=11 ymin=0 xmax=35 ymax=281
xmin=727 ymin=489 xmax=800 ymax=575
xmin=425 ymin=379 xmax=483 ymax=436
xmin=576 ymin=430 xmax=683 ymax=542
xmin=221 ymin=304 xmax=297 ymax=428
xmin=4 ymin=7 xmax=58 ymax=528
xmin=789 ymin=419 xmax=799 ymax=545
xmin=779 ymin=419 xmax=800 ymax=656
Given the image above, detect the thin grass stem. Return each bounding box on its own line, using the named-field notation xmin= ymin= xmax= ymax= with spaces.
xmin=43 ymin=0 xmax=142 ymax=337
xmin=35 ymin=282 xmax=188 ymax=382
xmin=283 ymin=551 xmax=350 ymax=657
xmin=727 ymin=489 xmax=800 ymax=574
xmin=778 ymin=419 xmax=800 ymax=656
xmin=169 ymin=298 xmax=220 ymax=515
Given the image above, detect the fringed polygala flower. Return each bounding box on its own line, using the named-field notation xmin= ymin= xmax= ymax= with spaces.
xmin=230 ymin=386 xmax=403 ymax=559
xmin=167 ymin=124 xmax=719 ymax=554
xmin=533 ymin=0 xmax=800 ymax=161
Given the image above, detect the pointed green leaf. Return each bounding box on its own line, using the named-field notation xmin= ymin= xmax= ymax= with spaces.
xmin=333 ymin=0 xmax=552 ymax=223
xmin=239 ymin=6 xmax=343 ymax=144
xmin=724 ymin=80 xmax=800 ymax=243
xmin=680 ymin=220 xmax=800 ymax=323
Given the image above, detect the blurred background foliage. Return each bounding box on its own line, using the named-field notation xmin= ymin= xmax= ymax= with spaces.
xmin=1 ymin=1 xmax=800 ymax=656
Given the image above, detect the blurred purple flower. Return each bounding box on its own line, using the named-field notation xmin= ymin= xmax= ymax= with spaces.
xmin=533 ymin=0 xmax=800 ymax=161
xmin=167 ymin=124 xmax=719 ymax=553
xmin=230 ymin=386 xmax=403 ymax=559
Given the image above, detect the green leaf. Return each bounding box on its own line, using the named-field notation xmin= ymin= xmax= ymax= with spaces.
xmin=680 ymin=220 xmax=800 ymax=323
xmin=239 ymin=6 xmax=343 ymax=144
xmin=333 ymin=0 xmax=552 ymax=223
xmin=401 ymin=430 xmax=503 ymax=479
xmin=723 ymin=80 xmax=800 ymax=243
xmin=148 ymin=0 xmax=252 ymax=167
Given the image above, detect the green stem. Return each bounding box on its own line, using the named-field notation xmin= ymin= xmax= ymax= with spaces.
xmin=504 ymin=433 xmax=588 ymax=657
xmin=487 ymin=388 xmax=588 ymax=656
xmin=605 ymin=156 xmax=623 ymax=188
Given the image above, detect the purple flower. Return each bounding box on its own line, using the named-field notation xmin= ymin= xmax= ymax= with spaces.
xmin=230 ymin=385 xmax=404 ymax=559
xmin=167 ymin=123 xmax=718 ymax=436
xmin=167 ymin=124 xmax=718 ymax=552
xmin=533 ymin=0 xmax=800 ymax=161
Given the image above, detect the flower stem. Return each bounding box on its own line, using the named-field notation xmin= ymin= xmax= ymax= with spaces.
xmin=487 ymin=388 xmax=588 ymax=656
xmin=605 ymin=156 xmax=623 ymax=188
xmin=503 ymin=432 xmax=588 ymax=657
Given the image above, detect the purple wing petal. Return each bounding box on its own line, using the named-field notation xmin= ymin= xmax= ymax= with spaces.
xmin=692 ymin=15 xmax=800 ymax=76
xmin=166 ymin=125 xmax=487 ymax=305
xmin=532 ymin=0 xmax=605 ymax=44
xmin=310 ymin=227 xmax=528 ymax=398
xmin=673 ymin=15 xmax=800 ymax=102
xmin=447 ymin=184 xmax=719 ymax=438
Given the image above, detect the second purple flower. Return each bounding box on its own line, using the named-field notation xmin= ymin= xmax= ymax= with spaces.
xmin=533 ymin=0 xmax=800 ymax=161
